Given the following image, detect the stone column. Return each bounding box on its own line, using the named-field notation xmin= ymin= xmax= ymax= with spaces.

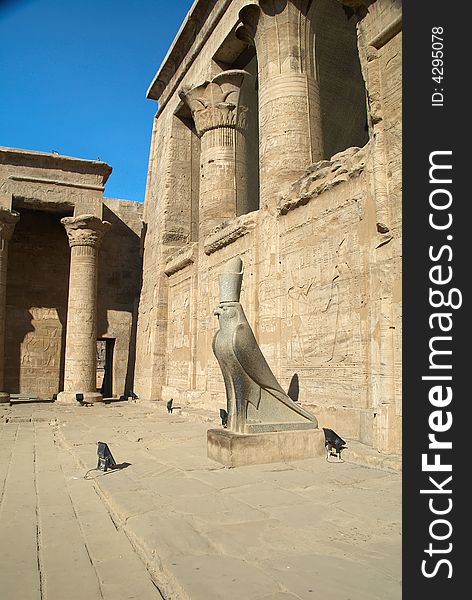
xmin=57 ymin=215 xmax=110 ymax=404
xmin=238 ymin=0 xmax=323 ymax=208
xmin=179 ymin=69 xmax=250 ymax=240
xmin=0 ymin=208 xmax=19 ymax=403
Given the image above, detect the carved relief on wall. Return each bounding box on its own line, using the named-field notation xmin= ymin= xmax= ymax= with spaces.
xmin=379 ymin=36 xmax=402 ymax=204
xmin=18 ymin=307 xmax=63 ymax=397
xmin=166 ymin=276 xmax=192 ymax=387
xmin=277 ymin=201 xmax=367 ymax=406
xmin=145 ymin=306 xmax=154 ymax=356
xmin=282 ymin=228 xmax=362 ymax=365
xmin=161 ymin=118 xmax=193 ymax=243
xmin=20 ymin=308 xmax=60 ymax=364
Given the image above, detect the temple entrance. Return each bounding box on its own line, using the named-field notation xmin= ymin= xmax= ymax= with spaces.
xmin=5 ymin=206 xmax=72 ymax=400
xmin=96 ymin=338 xmax=115 ymax=398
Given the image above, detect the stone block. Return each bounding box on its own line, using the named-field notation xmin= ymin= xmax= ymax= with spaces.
xmin=207 ymin=427 xmax=325 ymax=467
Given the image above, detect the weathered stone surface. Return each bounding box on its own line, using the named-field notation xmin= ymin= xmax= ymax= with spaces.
xmin=57 ymin=216 xmax=110 ymax=404
xmin=208 ymin=427 xmax=325 ymax=467
xmin=135 ymin=0 xmax=402 ymax=458
xmin=0 ymin=416 xmax=161 ymax=600
xmin=180 ymin=70 xmax=251 ymax=238
xmin=17 ymin=401 xmax=398 ymax=599
xmin=238 ymin=0 xmax=324 ymax=206
xmin=203 ymin=212 xmax=257 ymax=256
xmin=1 ymin=147 xmax=143 ymax=402
xmin=166 ymin=555 xmax=282 ymax=600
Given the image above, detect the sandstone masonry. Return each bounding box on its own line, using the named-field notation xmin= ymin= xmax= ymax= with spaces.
xmin=0 ymin=0 xmax=402 ymax=459
xmin=0 ymin=147 xmax=143 ymax=403
xmin=135 ymin=0 xmax=402 ymax=455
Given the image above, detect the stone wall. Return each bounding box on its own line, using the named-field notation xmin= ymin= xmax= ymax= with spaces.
xmin=0 ymin=147 xmax=109 ymax=215
xmin=98 ymin=199 xmax=143 ymax=398
xmin=135 ymin=0 xmax=402 ymax=454
xmin=5 ymin=209 xmax=69 ymax=398
xmin=1 ymin=147 xmax=143 ymax=401
xmin=4 ymin=199 xmax=143 ymax=400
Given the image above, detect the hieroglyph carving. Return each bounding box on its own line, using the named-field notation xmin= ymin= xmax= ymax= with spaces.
xmin=57 ymin=214 xmax=110 ymax=404
xmin=237 ymin=0 xmax=323 ymax=205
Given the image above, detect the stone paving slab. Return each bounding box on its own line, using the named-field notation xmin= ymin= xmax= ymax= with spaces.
xmin=258 ymin=553 xmax=400 ymax=600
xmin=165 ymin=555 xmax=282 ymax=600
xmin=169 ymin=492 xmax=269 ymax=529
xmin=1 ymin=402 xmax=401 ymax=599
xmin=0 ymin=422 xmax=41 ymax=600
xmin=0 ymin=413 xmax=163 ymax=600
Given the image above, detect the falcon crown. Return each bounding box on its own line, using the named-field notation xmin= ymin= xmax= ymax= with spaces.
xmin=218 ymin=256 xmax=243 ymax=303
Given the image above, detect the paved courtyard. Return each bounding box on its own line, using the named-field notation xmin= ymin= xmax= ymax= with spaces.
xmin=0 ymin=401 xmax=401 ymax=600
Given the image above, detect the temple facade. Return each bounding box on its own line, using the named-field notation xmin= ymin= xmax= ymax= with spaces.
xmin=0 ymin=147 xmax=142 ymax=404
xmin=0 ymin=0 xmax=402 ymax=458
xmin=134 ymin=0 xmax=402 ymax=455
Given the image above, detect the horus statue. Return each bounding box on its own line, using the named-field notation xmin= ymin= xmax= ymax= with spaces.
xmin=212 ymin=256 xmax=317 ymax=434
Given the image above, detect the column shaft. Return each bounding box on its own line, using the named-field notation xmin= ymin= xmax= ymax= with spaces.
xmin=0 ymin=208 xmax=19 ymax=402
xmin=57 ymin=215 xmax=110 ymax=404
xmin=63 ymin=245 xmax=99 ymax=394
xmin=199 ymin=127 xmax=248 ymax=238
xmin=239 ymin=0 xmax=323 ymax=208
xmin=259 ymin=73 xmax=322 ymax=205
xmin=180 ymin=69 xmax=250 ymax=240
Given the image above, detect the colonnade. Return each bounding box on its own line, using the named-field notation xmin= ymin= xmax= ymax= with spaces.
xmin=180 ymin=0 xmax=323 ymax=226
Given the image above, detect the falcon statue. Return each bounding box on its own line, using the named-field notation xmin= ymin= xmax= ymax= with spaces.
xmin=212 ymin=257 xmax=317 ymax=433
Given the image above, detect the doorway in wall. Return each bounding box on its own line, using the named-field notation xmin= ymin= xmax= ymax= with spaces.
xmin=96 ymin=338 xmax=115 ymax=398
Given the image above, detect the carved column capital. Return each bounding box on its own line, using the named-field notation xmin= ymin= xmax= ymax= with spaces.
xmin=238 ymin=0 xmax=315 ymax=78
xmin=236 ymin=3 xmax=260 ymax=46
xmin=179 ymin=70 xmax=250 ymax=137
xmin=61 ymin=214 xmax=111 ymax=248
xmin=0 ymin=207 xmax=20 ymax=243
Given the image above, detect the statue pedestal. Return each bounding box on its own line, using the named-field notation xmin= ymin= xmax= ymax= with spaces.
xmin=207 ymin=427 xmax=325 ymax=468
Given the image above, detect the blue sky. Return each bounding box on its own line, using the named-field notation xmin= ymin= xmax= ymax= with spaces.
xmin=0 ymin=0 xmax=193 ymax=201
